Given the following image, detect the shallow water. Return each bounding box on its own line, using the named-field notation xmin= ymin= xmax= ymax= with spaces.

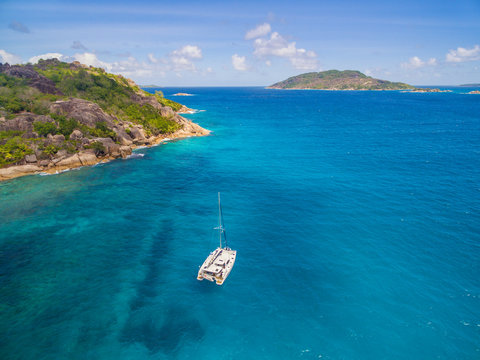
xmin=1 ymin=87 xmax=479 ymax=359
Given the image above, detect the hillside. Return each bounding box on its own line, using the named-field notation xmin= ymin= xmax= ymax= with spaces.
xmin=0 ymin=58 xmax=208 ymax=180
xmin=268 ymin=70 xmax=414 ymax=90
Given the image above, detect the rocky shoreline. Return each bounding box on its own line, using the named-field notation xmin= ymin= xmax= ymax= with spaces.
xmin=0 ymin=122 xmax=209 ymax=182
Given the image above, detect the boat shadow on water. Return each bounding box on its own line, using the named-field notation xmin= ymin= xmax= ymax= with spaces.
xmin=119 ymin=221 xmax=205 ymax=355
xmin=120 ymin=304 xmax=205 ymax=355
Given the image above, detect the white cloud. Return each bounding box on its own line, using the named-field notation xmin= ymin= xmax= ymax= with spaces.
xmin=403 ymin=56 xmax=424 ymax=69
xmin=169 ymin=45 xmax=202 ymax=72
xmin=73 ymin=52 xmax=151 ymax=78
xmin=73 ymin=52 xmax=112 ymax=71
xmin=68 ymin=47 xmax=204 ymax=79
xmin=148 ymin=53 xmax=158 ymax=63
xmin=401 ymin=56 xmax=437 ymax=69
xmin=232 ymin=54 xmax=247 ymax=71
xmin=175 ymin=45 xmax=202 ymax=59
xmin=446 ymin=45 xmax=480 ymax=63
xmin=111 ymin=56 xmax=153 ymax=78
xmin=252 ymin=32 xmax=318 ymax=70
xmin=265 ymin=60 xmax=272 ymax=66
xmin=28 ymin=52 xmax=65 ymax=64
xmin=245 ymin=23 xmax=271 ymax=40
xmin=0 ymin=49 xmax=22 ymax=64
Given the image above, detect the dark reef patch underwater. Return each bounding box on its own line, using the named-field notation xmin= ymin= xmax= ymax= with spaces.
xmin=1 ymin=87 xmax=479 ymax=359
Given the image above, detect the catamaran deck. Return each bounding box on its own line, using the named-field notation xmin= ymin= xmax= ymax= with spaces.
xmin=197 ymin=247 xmax=237 ymax=285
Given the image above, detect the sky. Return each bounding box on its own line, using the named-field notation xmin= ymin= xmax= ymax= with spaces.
xmin=0 ymin=0 xmax=479 ymax=86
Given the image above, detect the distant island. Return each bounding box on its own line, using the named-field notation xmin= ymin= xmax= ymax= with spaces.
xmin=173 ymin=93 xmax=194 ymax=96
xmin=267 ymin=70 xmax=415 ymax=90
xmin=0 ymin=59 xmax=209 ymax=181
xmin=407 ymin=88 xmax=452 ymax=93
xmin=459 ymin=83 xmax=480 ymax=87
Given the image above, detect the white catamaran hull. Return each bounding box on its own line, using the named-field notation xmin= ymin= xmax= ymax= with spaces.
xmin=197 ymin=247 xmax=237 ymax=285
xmin=198 ymin=193 xmax=236 ymax=285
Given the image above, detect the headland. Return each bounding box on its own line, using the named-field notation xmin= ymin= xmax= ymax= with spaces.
xmin=0 ymin=59 xmax=209 ymax=182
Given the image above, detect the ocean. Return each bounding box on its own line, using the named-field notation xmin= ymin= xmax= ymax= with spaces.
xmin=0 ymin=87 xmax=479 ymax=359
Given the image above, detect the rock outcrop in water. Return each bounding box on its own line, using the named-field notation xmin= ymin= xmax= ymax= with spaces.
xmin=0 ymin=58 xmax=209 ymax=181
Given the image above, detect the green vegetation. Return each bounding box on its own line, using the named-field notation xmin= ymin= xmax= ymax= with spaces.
xmin=0 ymin=130 xmax=24 ymax=140
xmin=0 ymin=59 xmax=192 ymax=169
xmin=154 ymin=90 xmax=183 ymax=112
xmin=42 ymin=144 xmax=59 ymax=157
xmin=33 ymin=60 xmax=181 ymax=134
xmin=33 ymin=121 xmax=57 ymax=137
xmin=124 ymin=103 xmax=180 ymax=135
xmin=89 ymin=121 xmax=116 ymax=139
xmin=0 ymin=136 xmax=34 ymax=166
xmin=1 ymin=60 xmax=183 ymax=135
xmin=0 ymin=73 xmax=58 ymax=117
xmin=269 ymin=70 xmax=415 ymax=90
xmin=85 ymin=141 xmax=106 ymax=156
xmin=33 ymin=115 xmax=116 ymax=140
xmin=49 ymin=114 xmax=81 ymax=139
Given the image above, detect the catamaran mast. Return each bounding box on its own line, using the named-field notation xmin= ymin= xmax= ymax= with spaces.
xmin=217 ymin=192 xmax=227 ymax=249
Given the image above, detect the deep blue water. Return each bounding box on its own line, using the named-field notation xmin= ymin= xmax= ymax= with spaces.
xmin=1 ymin=87 xmax=479 ymax=359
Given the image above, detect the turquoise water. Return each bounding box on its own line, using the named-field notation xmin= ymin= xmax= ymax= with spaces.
xmin=1 ymin=87 xmax=479 ymax=359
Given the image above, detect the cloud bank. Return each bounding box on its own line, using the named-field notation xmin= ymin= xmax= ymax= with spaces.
xmin=0 ymin=49 xmax=22 ymax=64
xmin=446 ymin=45 xmax=480 ymax=63
xmin=28 ymin=53 xmax=66 ymax=64
xmin=244 ymin=23 xmax=318 ymax=70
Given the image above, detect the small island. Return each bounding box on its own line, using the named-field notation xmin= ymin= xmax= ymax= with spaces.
xmin=0 ymin=59 xmax=209 ymax=181
xmin=173 ymin=93 xmax=194 ymax=96
xmin=267 ymin=70 xmax=415 ymax=90
xmin=406 ymin=88 xmax=452 ymax=93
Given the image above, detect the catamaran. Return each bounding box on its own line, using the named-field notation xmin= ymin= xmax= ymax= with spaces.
xmin=197 ymin=193 xmax=237 ymax=285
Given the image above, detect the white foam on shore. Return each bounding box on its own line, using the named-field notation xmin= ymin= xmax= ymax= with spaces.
xmin=38 ymin=167 xmax=82 ymax=176
xmin=180 ymin=109 xmax=205 ymax=114
xmin=92 ymin=160 xmax=109 ymax=167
